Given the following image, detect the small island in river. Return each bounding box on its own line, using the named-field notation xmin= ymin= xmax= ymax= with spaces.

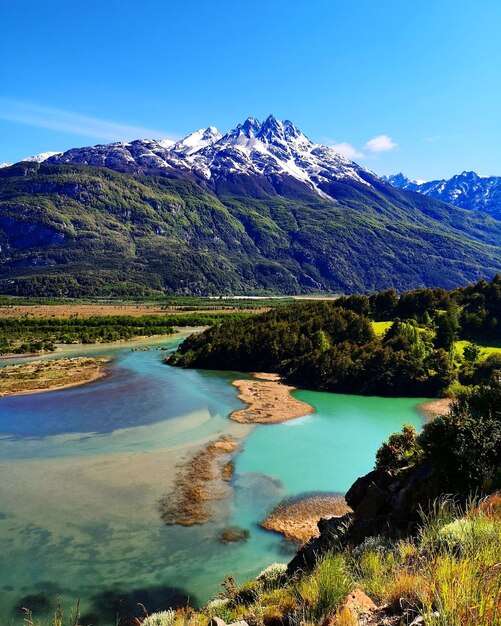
xmin=230 ymin=372 xmax=314 ymax=424
xmin=0 ymin=356 xmax=111 ymax=397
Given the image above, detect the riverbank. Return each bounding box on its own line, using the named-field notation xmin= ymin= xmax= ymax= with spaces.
xmin=0 ymin=356 xmax=111 ymax=396
xmin=260 ymin=495 xmax=352 ymax=545
xmin=230 ymin=373 xmax=314 ymax=424
xmin=417 ymin=397 xmax=453 ymax=420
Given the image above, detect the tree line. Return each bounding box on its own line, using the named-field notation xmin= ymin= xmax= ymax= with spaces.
xmin=169 ymin=276 xmax=501 ymax=397
xmin=0 ymin=312 xmax=250 ymax=355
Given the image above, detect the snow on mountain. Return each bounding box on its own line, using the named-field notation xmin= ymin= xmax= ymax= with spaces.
xmin=49 ymin=139 xmax=188 ymax=174
xmin=176 ymin=115 xmax=375 ymax=196
xmin=157 ymin=138 xmax=175 ymax=149
xmin=384 ymin=171 xmax=501 ymax=219
xmin=43 ymin=116 xmax=377 ymax=199
xmin=0 ymin=162 xmax=11 ymax=169
xmin=8 ymin=120 xmax=501 ymax=217
xmin=170 ymin=127 xmax=222 ymax=155
xmin=23 ymin=151 xmax=62 ymax=163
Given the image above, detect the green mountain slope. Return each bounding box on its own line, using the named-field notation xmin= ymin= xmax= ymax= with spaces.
xmin=0 ymin=162 xmax=499 ymax=296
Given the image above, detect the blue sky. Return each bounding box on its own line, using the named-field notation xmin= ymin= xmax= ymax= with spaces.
xmin=1 ymin=0 xmax=500 ymax=180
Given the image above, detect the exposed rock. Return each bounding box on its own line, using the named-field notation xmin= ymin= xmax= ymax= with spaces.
xmin=324 ymin=589 xmax=376 ymax=624
xmin=287 ymin=514 xmax=353 ymax=574
xmin=288 ymin=463 xmax=441 ymax=574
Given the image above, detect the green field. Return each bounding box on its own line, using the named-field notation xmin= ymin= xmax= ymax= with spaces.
xmin=455 ymin=339 xmax=501 ymax=359
xmin=371 ymin=320 xmax=393 ymax=336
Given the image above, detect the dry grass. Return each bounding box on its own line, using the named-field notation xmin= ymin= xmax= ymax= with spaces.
xmin=0 ymin=304 xmax=255 ymax=319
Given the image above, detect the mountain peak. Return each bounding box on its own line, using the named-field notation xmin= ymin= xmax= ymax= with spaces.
xmin=171 ymin=126 xmax=222 ymax=155
xmin=237 ymin=117 xmax=262 ymax=137
xmin=22 ymin=151 xmax=62 ymax=163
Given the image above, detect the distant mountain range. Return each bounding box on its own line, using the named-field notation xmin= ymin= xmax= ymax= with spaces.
xmin=0 ymin=116 xmax=500 ymax=296
xmin=383 ymin=171 xmax=501 ymax=220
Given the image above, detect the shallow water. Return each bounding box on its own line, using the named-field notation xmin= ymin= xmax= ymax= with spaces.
xmin=0 ymin=334 xmax=427 ymax=625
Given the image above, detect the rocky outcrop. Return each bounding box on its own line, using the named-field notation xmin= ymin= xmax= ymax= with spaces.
xmin=324 ymin=589 xmax=377 ymax=625
xmin=288 ymin=463 xmax=438 ymax=574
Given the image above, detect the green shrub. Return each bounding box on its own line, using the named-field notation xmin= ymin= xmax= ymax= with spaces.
xmin=375 ymin=423 xmax=421 ymax=473
xmin=295 ymin=553 xmax=352 ymax=623
xmin=418 ymin=381 xmax=501 ymax=493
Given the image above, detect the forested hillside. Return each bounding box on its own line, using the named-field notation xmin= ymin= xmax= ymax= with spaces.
xmin=0 ymin=162 xmax=500 ymax=296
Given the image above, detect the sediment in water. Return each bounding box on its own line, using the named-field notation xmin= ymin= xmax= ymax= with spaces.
xmin=159 ymin=435 xmax=239 ymax=526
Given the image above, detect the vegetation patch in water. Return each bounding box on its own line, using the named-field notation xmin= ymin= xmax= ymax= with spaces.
xmin=159 ymin=436 xmax=238 ymax=526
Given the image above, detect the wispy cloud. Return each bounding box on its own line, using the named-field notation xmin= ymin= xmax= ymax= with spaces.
xmin=364 ymin=134 xmax=398 ymax=153
xmin=0 ymin=98 xmax=175 ymax=142
xmin=327 ymin=141 xmax=365 ymax=159
xmin=424 ymin=134 xmax=441 ymax=143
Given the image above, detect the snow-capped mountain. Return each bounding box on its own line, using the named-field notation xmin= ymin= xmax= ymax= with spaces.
xmin=48 ymin=138 xmax=187 ymax=174
xmin=184 ymin=116 xmax=373 ymax=195
xmin=23 ymin=151 xmax=63 ymax=163
xmin=0 ymin=152 xmax=62 ymax=169
xmin=2 ymin=118 xmax=500 ymax=297
xmin=383 ymin=171 xmax=501 ymax=220
xmin=45 ymin=116 xmax=377 ymax=199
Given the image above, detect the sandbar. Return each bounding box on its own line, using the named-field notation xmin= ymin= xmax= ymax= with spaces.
xmin=0 ymin=356 xmax=111 ymax=397
xmin=417 ymin=398 xmax=453 ymax=421
xmin=230 ymin=373 xmax=313 ymax=424
xmin=261 ymin=495 xmax=352 ymax=545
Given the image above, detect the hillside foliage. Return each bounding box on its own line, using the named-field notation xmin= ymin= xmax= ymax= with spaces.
xmin=1 ymin=162 xmax=500 ymax=296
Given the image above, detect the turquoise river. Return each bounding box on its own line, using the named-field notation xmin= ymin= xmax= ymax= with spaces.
xmin=0 ymin=331 xmax=428 ymax=625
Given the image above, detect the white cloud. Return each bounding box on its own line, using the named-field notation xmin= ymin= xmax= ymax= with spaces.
xmin=364 ymin=134 xmax=398 ymax=153
xmin=0 ymin=98 xmax=176 ymax=142
xmin=328 ymin=142 xmax=365 ymax=159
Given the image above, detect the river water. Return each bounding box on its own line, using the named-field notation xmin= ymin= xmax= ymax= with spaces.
xmin=0 ymin=332 xmax=426 ymax=625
